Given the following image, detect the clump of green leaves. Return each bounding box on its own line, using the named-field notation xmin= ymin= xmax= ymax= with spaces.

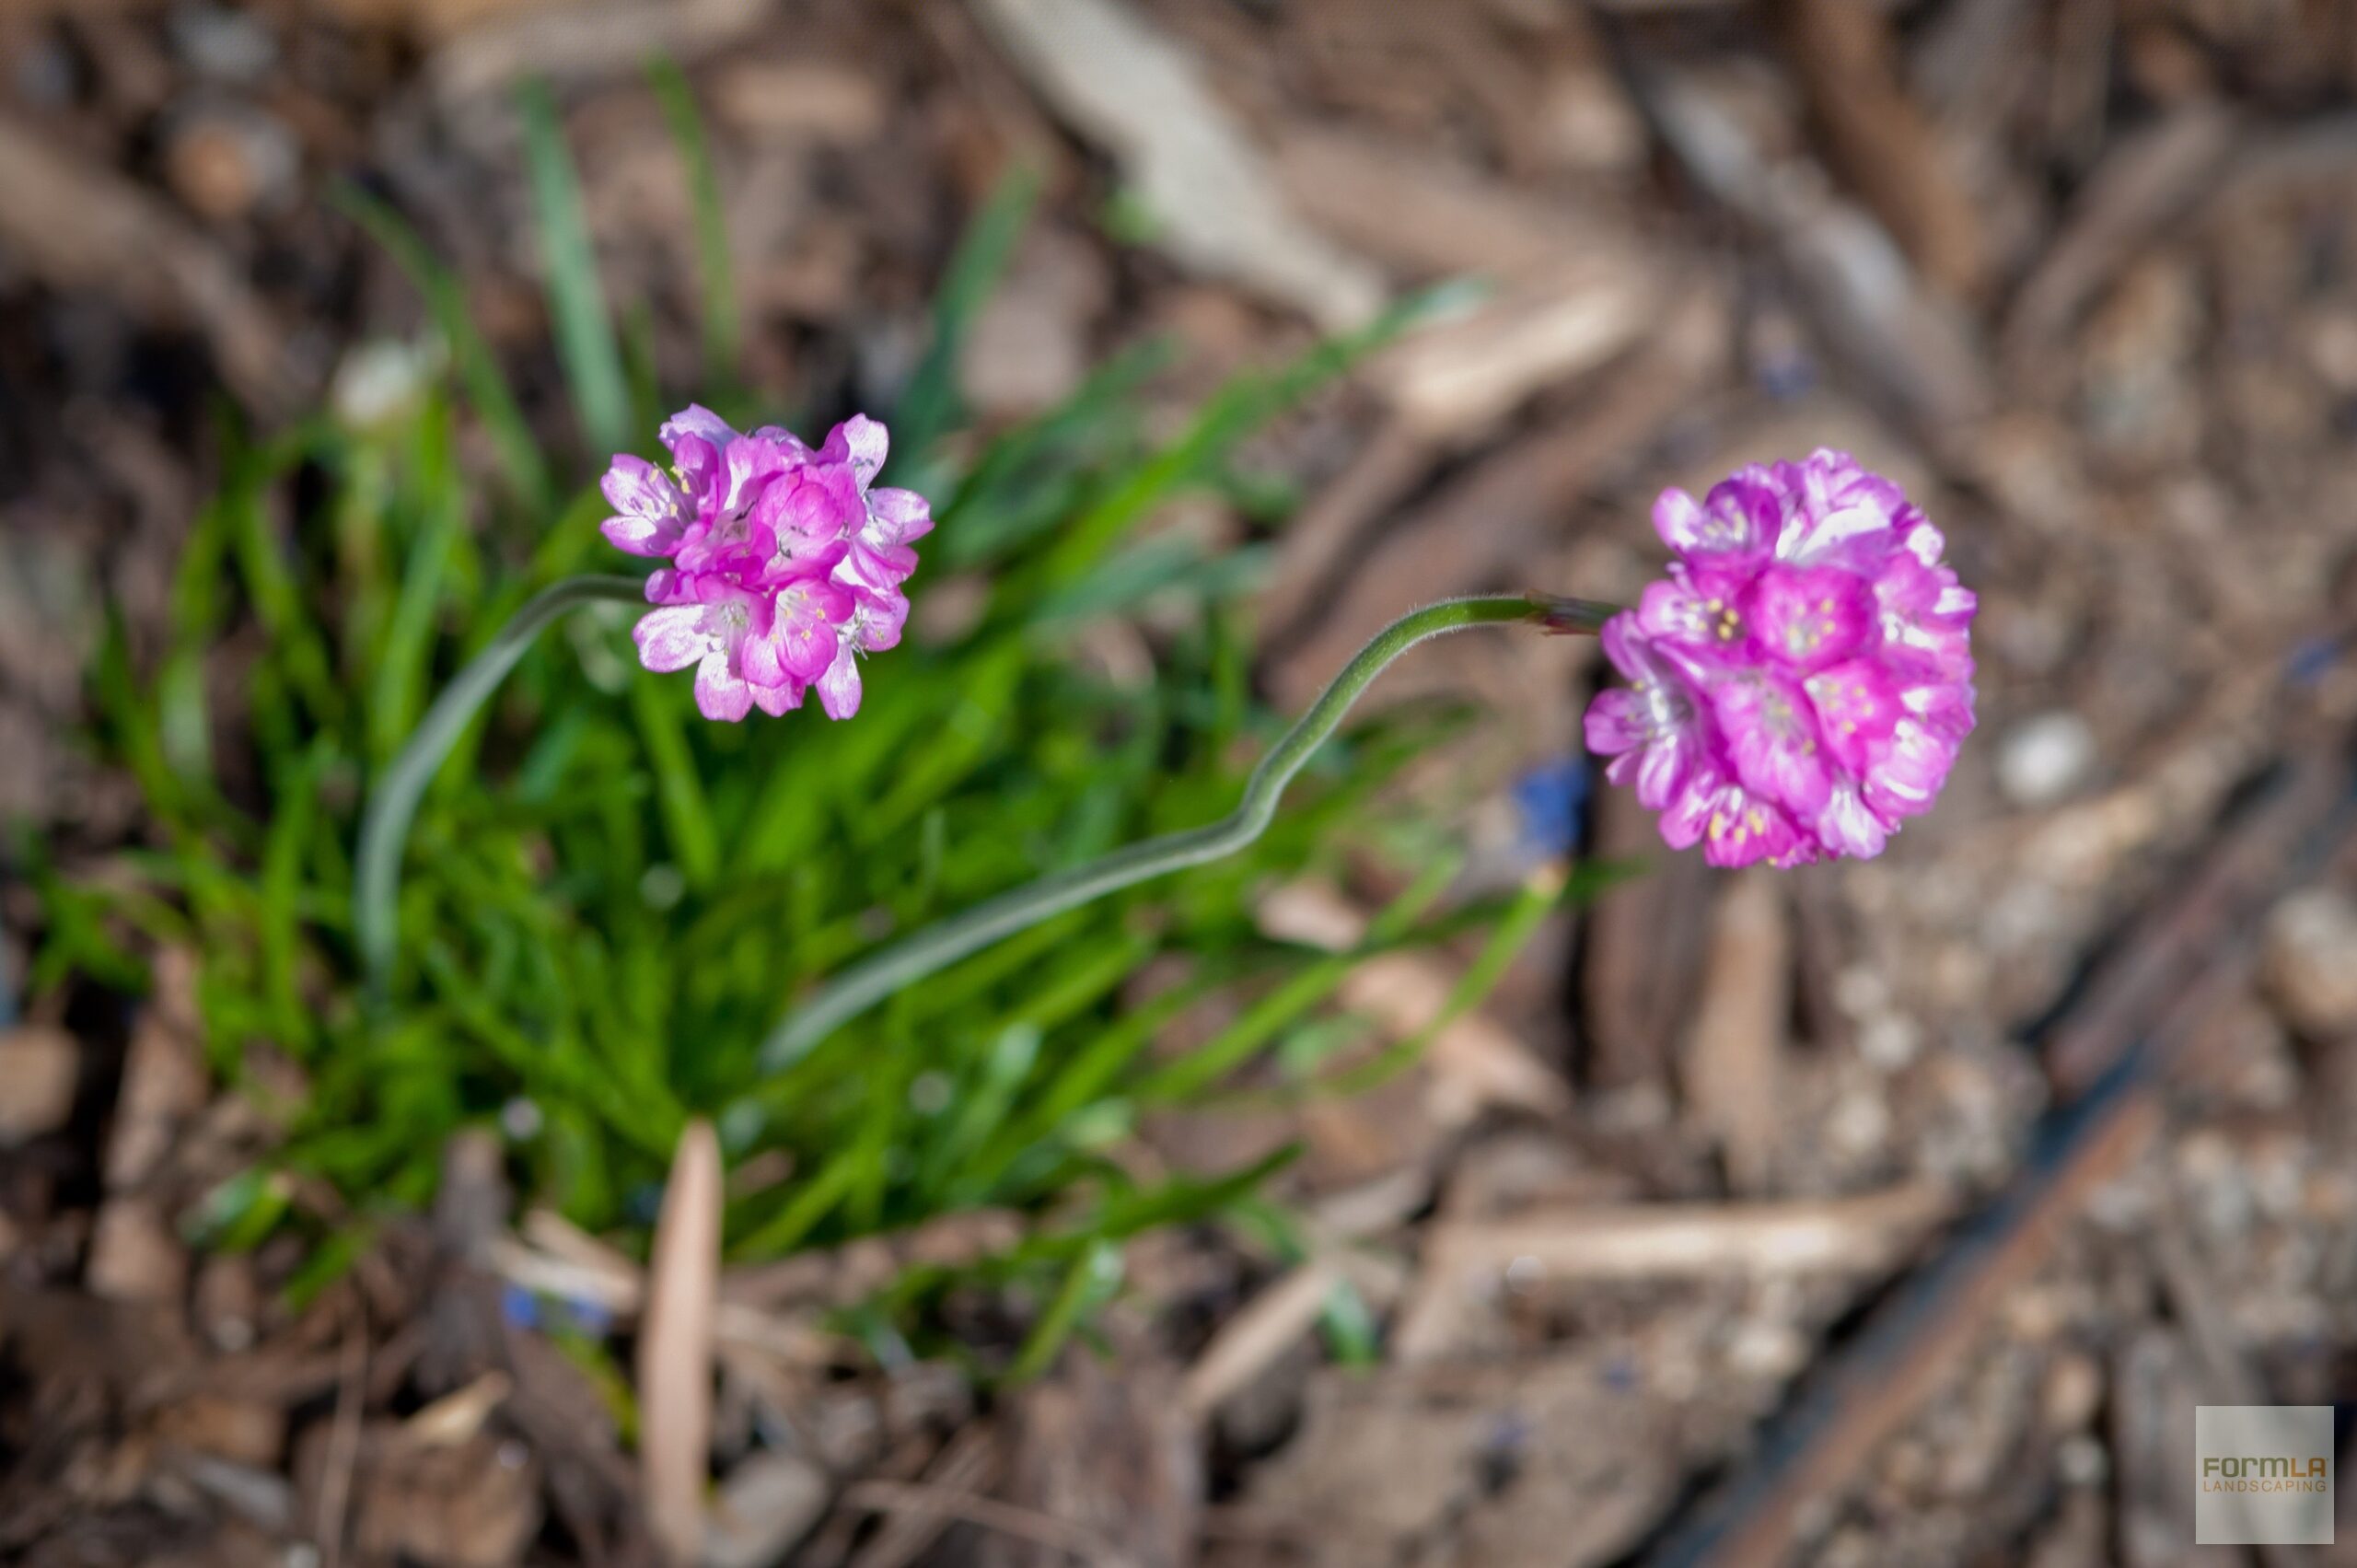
xmin=36 ymin=72 xmax=1585 ymax=1358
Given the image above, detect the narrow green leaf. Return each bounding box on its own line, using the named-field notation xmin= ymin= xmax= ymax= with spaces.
xmin=332 ymin=183 xmax=555 ymax=511
xmin=629 ymin=677 xmax=720 ymax=889
xmin=260 ymin=741 xmax=333 ymax=1055
xmin=516 ymin=77 xmax=631 ymax=457
xmin=1132 ymin=851 xmax=1459 ymax=1103
xmin=1040 ymin=283 xmax=1470 ymax=581
xmin=890 ymin=164 xmax=1043 ymax=485
xmin=1318 ymin=863 xmax=1579 ymax=1097
xmin=367 ymin=410 xmax=463 ymax=765
xmin=646 ymin=56 xmax=740 ymax=384
xmin=1005 ymin=1238 xmax=1119 ymax=1384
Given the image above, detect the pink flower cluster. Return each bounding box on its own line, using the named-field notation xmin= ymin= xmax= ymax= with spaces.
xmin=599 ymin=407 xmax=932 ymax=722
xmin=1584 ymin=450 xmax=1976 ymax=867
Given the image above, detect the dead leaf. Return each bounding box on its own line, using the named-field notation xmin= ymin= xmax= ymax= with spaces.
xmin=639 ymin=1119 xmax=721 ymax=1565
xmin=972 ymin=0 xmax=1383 ymax=329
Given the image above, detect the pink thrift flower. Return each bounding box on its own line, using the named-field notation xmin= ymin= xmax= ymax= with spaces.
xmin=632 ymin=577 xmax=779 ymax=723
xmin=598 ymin=407 xmax=933 ymax=723
xmin=1584 ymin=449 xmax=1976 ymax=867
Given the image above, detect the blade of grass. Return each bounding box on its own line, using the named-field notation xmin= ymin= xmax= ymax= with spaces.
xmin=935 ymin=340 xmax=1171 ymax=571
xmin=159 ymin=482 xmax=238 ymax=788
xmin=1004 ymin=1238 xmax=1119 ymax=1384
xmin=517 ymin=77 xmax=630 ymax=457
xmin=728 ymin=1142 xmax=863 ymax=1259
xmin=333 ymin=184 xmax=554 ymax=512
xmin=367 ymin=404 xmax=464 ymax=765
xmin=962 ymin=975 xmax=1211 ymax=1196
xmin=1039 ymin=281 xmax=1479 ymax=582
xmin=225 ymin=457 xmax=343 ymax=730
xmin=259 ymin=740 xmax=333 ymax=1057
xmin=628 ymin=676 xmax=720 ymax=890
xmin=1313 ymin=861 xmax=1623 ymax=1098
xmin=1132 ymin=850 xmax=1459 ymax=1104
xmin=646 ymin=56 xmax=739 ymax=386
xmin=93 ymin=611 xmax=195 ymax=833
xmin=889 ymin=164 xmax=1042 ymax=486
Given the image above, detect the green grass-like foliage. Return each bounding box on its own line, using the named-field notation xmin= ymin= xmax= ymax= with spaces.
xmin=34 ymin=75 xmax=1584 ymax=1357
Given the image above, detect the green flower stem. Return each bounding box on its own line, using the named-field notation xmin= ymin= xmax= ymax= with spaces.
xmin=355 ymin=579 xmax=1616 ymax=1053
xmin=755 ymin=591 xmax=1611 ymax=1071
xmin=355 ymin=574 xmax=645 ymax=993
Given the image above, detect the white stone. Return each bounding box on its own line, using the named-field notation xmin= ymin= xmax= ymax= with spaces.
xmin=2265 ymin=888 xmax=2357 ymax=1038
xmin=0 ymin=1027 xmax=76 ymax=1144
xmin=1997 ymin=711 xmax=2097 ymax=807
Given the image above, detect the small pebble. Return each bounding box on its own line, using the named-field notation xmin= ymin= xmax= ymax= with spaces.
xmin=169 ymin=6 xmax=278 ymax=82
xmin=194 ymin=1255 xmax=260 ymax=1352
xmin=1859 ymin=1012 xmax=1923 ymax=1070
xmin=2042 ymin=1351 xmax=2104 ymax=1432
xmin=87 ymin=1197 xmax=189 ymax=1303
xmin=1726 ymin=1316 xmax=1808 ymax=1379
xmin=0 ymin=1027 xmax=77 ymax=1145
xmin=2263 ymin=887 xmax=2357 ymax=1038
xmin=164 ymin=103 xmax=299 ymax=222
xmin=1825 ymin=1085 xmax=1890 ymax=1159
xmin=331 ymin=338 xmax=439 ymax=430
xmin=1536 ymin=61 xmax=1646 ymax=173
xmin=2057 ymin=1434 xmax=2109 ymax=1487
xmin=13 ymin=36 xmax=77 ymax=107
xmin=1998 ymin=711 xmax=2097 ymax=808
xmin=1831 ymin=965 xmax=1888 ymax=1019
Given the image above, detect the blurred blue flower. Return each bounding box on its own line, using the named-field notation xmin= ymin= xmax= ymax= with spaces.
xmin=1510 ymin=755 xmax=1589 ymax=861
xmin=2287 ymin=636 xmax=2340 ymax=689
xmin=565 ymin=1295 xmax=615 ymax=1336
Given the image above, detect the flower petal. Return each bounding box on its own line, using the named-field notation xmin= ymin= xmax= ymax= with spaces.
xmin=836 ymin=538 xmax=918 ymax=598
xmin=1745 ymin=563 xmax=1874 ymax=672
xmin=1804 ymin=657 xmax=1903 ymax=774
xmin=693 ymin=648 xmax=753 ymax=722
xmin=1811 ymin=780 xmax=1890 ymax=860
xmin=1584 ymin=689 xmax=1650 ymax=757
xmin=750 ymin=424 xmax=815 ymax=464
xmin=599 ymin=456 xmax=689 ymax=556
xmin=661 ymin=404 xmax=737 ymax=454
xmin=849 ymin=591 xmax=908 ymax=653
xmin=755 ymin=461 xmax=864 ymax=557
xmin=1860 ymin=717 xmax=1956 ymax=821
xmin=749 ymin=677 xmax=806 ymax=716
xmin=633 ymin=606 xmax=712 ymax=672
xmin=1713 ymin=672 xmax=1832 ymax=818
xmin=867 ymin=486 xmax=934 ymax=542
xmin=823 ymin=415 xmax=888 ymax=487
xmin=817 ymin=641 xmax=863 ymax=719
xmin=1655 ymin=477 xmax=1772 ymax=563
xmin=1631 ymin=731 xmax=1698 ymax=813
xmin=1772 ymin=450 xmax=1904 ymax=564
xmin=1696 ymin=783 xmax=1801 ymax=868
xmin=770 ymin=580 xmax=851 ymax=682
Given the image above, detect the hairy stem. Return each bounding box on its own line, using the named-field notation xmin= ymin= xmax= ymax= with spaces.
xmin=756 ymin=591 xmax=1608 ymax=1070
xmin=354 ymin=574 xmax=646 ymax=993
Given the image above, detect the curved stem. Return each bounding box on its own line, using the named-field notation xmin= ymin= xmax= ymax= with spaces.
xmin=756 ymin=591 xmax=1609 ymax=1071
xmin=355 ymin=574 xmax=646 ymax=994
